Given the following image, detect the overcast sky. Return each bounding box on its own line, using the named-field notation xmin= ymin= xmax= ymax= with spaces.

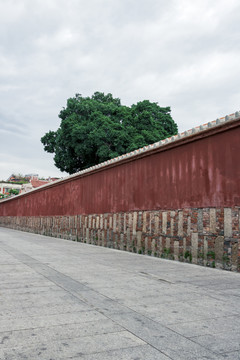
xmin=0 ymin=0 xmax=239 ymax=181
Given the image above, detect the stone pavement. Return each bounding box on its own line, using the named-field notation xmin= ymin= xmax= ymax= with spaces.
xmin=0 ymin=228 xmax=240 ymax=360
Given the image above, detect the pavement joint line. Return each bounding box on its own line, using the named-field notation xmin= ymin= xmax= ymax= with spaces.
xmin=220 ymin=349 xmax=240 ymax=356
xmin=1 ymin=341 xmax=156 ymax=360
xmin=71 ymin=344 xmax=161 ymax=359
xmin=0 ymin=337 xmax=147 ymax=357
xmin=0 ymin=323 xmax=124 ymax=336
xmin=94 ymin=313 xmax=175 ymax=360
xmin=0 ymin=329 xmax=132 ymax=347
xmin=139 ymin=271 xmax=175 ymax=284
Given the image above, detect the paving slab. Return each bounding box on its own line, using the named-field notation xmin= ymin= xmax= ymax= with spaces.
xmin=0 ymin=227 xmax=240 ymax=360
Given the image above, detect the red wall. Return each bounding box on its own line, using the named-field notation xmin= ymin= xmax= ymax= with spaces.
xmin=0 ymin=122 xmax=239 ymax=216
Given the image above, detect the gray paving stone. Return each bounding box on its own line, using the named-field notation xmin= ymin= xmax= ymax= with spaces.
xmin=0 ymin=311 xmax=106 ymax=332
xmin=0 ymin=302 xmax=93 ymax=319
xmin=0 ymin=227 xmax=240 ymax=360
xmin=1 ymin=331 xmax=145 ymax=359
xmin=191 ymin=330 xmax=240 ymax=354
xmin=168 ymin=315 xmax=240 ymax=337
xmin=79 ymin=344 xmax=169 ymax=360
xmin=220 ymin=351 xmax=240 ymax=359
xmin=0 ymin=319 xmax=123 ymax=350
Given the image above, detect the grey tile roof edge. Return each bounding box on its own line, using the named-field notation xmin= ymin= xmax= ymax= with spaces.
xmin=1 ymin=110 xmax=239 ymax=203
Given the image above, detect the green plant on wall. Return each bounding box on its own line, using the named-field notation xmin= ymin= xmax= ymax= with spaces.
xmin=222 ymin=253 xmax=230 ymax=268
xmin=184 ymin=250 xmax=192 ymax=262
xmin=207 ymin=251 xmax=215 ymax=260
xmin=161 ymin=248 xmax=172 ymax=259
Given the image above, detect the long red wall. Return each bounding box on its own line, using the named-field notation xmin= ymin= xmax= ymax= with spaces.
xmin=0 ymin=120 xmax=239 ymax=217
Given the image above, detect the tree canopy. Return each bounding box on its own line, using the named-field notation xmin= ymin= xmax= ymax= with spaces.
xmin=41 ymin=92 xmax=178 ymax=174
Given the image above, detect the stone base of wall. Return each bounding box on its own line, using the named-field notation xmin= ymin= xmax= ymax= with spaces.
xmin=1 ymin=207 xmax=239 ymax=271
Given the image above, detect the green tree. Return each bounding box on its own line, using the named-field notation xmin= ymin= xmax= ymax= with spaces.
xmin=41 ymin=92 xmax=178 ymax=174
xmin=9 ymin=189 xmax=20 ymax=195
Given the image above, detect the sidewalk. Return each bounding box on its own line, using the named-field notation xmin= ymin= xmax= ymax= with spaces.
xmin=0 ymin=227 xmax=240 ymax=359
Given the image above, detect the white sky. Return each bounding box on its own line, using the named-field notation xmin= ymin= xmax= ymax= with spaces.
xmin=0 ymin=0 xmax=239 ymax=180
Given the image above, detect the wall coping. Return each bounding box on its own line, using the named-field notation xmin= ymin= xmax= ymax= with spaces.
xmin=1 ymin=110 xmax=240 ymax=204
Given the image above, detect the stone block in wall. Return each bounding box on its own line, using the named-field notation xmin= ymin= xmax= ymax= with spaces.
xmin=137 ymin=212 xmax=142 ymax=231
xmin=123 ymin=213 xmax=127 ymax=234
xmin=178 ymin=211 xmax=183 ymax=237
xmin=174 ymin=240 xmax=179 ymax=260
xmin=136 ymin=231 xmax=142 ymax=252
xmin=109 ymin=216 xmax=112 ymax=230
xmin=232 ymin=208 xmax=239 ymax=238
xmin=191 ymin=233 xmax=198 ymax=264
xmin=162 ymin=212 xmax=167 ymax=234
xmin=86 ymin=228 xmax=89 ymax=243
xmin=197 ymin=209 xmax=203 ymax=233
xmin=120 ymin=233 xmax=124 ymax=251
xmin=203 ymin=236 xmax=208 ymax=266
xmin=170 ymin=211 xmax=175 ymax=236
xmin=113 ymin=214 xmax=116 ymax=232
xmin=215 ymin=236 xmax=224 ymax=267
xmin=151 ymin=238 xmax=156 ymax=256
xmin=154 ymin=214 xmax=159 ymax=235
xmin=216 ymin=208 xmax=224 ymax=236
xmin=231 ymin=242 xmax=239 ymax=271
xmin=209 ymin=208 xmax=216 ymax=233
xmin=142 ymin=211 xmax=147 ymax=233
xmin=224 ymin=208 xmax=232 ymax=237
xmin=126 ymin=228 xmax=130 ymax=251
xmin=191 ymin=210 xmax=198 ymax=233
xmin=133 ymin=212 xmax=137 ymax=236
xmin=144 ymin=237 xmax=148 ymax=254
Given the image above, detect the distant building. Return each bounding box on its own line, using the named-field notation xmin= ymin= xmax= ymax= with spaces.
xmin=21 ymin=178 xmax=51 ymax=193
xmin=31 ymin=179 xmax=50 ymax=188
xmin=6 ymin=174 xmax=40 ymax=183
xmin=4 ymin=174 xmax=60 ymax=195
xmin=20 ymin=183 xmax=33 ymax=193
xmin=24 ymin=174 xmax=39 ymax=181
xmin=48 ymin=177 xmax=60 ymax=182
xmin=0 ymin=182 xmax=22 ymax=195
xmin=6 ymin=174 xmax=28 ymax=183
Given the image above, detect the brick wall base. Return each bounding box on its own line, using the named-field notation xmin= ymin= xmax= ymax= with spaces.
xmin=1 ymin=207 xmax=239 ymax=271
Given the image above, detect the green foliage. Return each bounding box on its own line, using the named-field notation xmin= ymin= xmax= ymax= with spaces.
xmin=41 ymin=92 xmax=178 ymax=174
xmin=9 ymin=189 xmax=20 ymax=195
xmin=184 ymin=250 xmax=192 ymax=262
xmin=222 ymin=253 xmax=230 ymax=264
xmin=161 ymin=247 xmax=171 ymax=259
xmin=207 ymin=251 xmax=215 ymax=259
